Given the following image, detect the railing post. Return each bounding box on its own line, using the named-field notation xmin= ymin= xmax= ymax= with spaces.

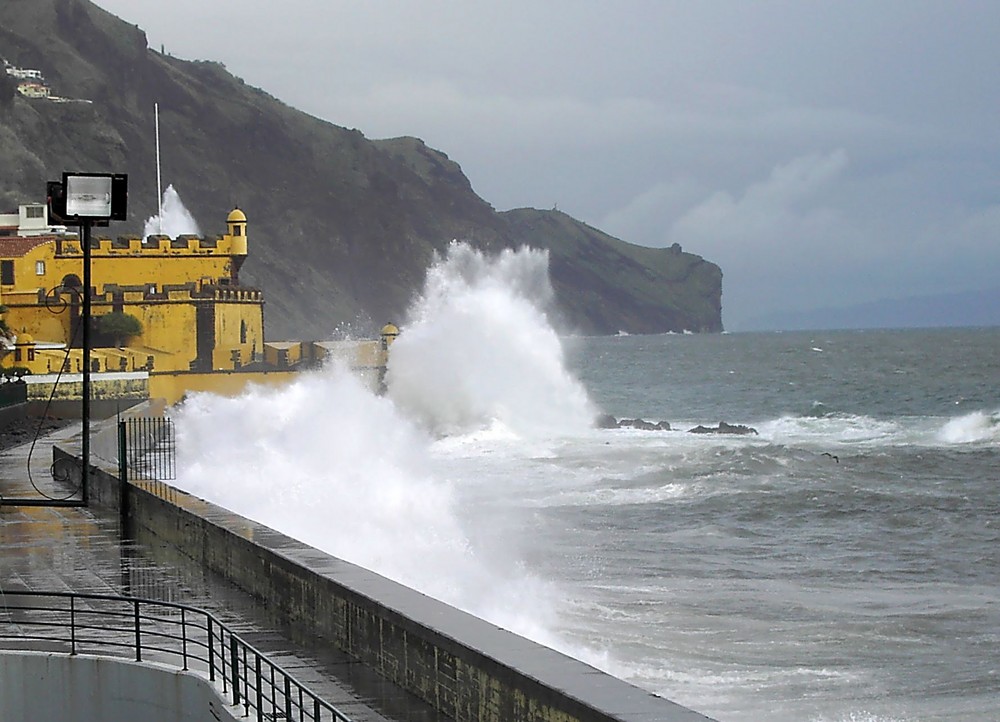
xmin=70 ymin=596 xmax=76 ymax=655
xmin=181 ymin=607 xmax=188 ymax=670
xmin=255 ymin=654 xmax=263 ymax=722
xmin=134 ymin=599 xmax=142 ymax=662
xmin=208 ymin=617 xmax=215 ymax=682
xmin=166 ymin=417 xmax=175 ymax=480
xmin=231 ymin=636 xmax=240 ymax=706
xmin=118 ymin=420 xmax=129 ymax=534
xmin=284 ymin=676 xmax=292 ymax=721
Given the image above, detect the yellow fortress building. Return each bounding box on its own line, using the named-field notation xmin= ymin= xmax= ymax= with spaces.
xmin=0 ymin=203 xmax=391 ymax=406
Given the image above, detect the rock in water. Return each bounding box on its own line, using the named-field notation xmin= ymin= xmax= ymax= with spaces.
xmin=688 ymin=421 xmax=758 ymax=435
xmin=595 ymin=415 xmax=672 ymax=431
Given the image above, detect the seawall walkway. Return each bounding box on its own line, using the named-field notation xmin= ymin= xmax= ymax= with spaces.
xmin=0 ymin=423 xmax=443 ymax=722
xmin=3 ymin=418 xmax=715 ymax=722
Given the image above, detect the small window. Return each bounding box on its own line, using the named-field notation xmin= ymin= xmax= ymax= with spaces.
xmin=1 ymin=260 xmax=14 ymax=285
xmin=26 ymin=206 xmax=44 ymax=219
xmin=233 ymin=225 xmax=242 ymax=236
xmin=35 ymin=260 xmax=45 ymax=275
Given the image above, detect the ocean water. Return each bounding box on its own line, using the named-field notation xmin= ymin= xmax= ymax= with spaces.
xmin=172 ymin=244 xmax=1000 ymax=722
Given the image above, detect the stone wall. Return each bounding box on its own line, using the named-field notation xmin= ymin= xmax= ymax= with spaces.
xmin=57 ymin=444 xmax=715 ymax=722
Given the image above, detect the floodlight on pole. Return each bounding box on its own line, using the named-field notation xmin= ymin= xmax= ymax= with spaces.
xmin=48 ymin=172 xmax=128 ymax=506
xmin=61 ymin=172 xmax=128 ymax=222
xmin=65 ymin=175 xmax=113 ymax=217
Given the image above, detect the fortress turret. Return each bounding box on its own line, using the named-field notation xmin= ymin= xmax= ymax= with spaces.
xmin=13 ymin=330 xmax=35 ymax=364
xmin=227 ymin=208 xmax=248 ymax=254
xmin=226 ymin=207 xmax=248 ymax=281
xmin=380 ymin=323 xmax=400 ymax=349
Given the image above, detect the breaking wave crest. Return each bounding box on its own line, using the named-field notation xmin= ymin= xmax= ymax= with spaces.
xmin=172 ymin=242 xmax=598 ymax=650
xmin=753 ymin=408 xmax=999 ymax=448
xmin=937 ymin=409 xmax=1000 ymax=444
xmin=385 ymin=242 xmax=595 ymax=438
xmin=143 ymin=184 xmax=201 ymax=238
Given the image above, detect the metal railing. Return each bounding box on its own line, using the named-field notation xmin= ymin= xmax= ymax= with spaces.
xmin=121 ymin=416 xmax=176 ymax=481
xmin=0 ymin=591 xmax=351 ymax=722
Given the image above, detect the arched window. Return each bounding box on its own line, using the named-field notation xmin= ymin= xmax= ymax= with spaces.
xmin=61 ymin=274 xmax=82 ymax=290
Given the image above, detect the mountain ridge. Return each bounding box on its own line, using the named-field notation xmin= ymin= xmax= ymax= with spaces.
xmin=0 ymin=0 xmax=723 ymax=338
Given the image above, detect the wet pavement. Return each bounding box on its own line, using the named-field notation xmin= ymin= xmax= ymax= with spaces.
xmin=0 ymin=420 xmax=445 ymax=722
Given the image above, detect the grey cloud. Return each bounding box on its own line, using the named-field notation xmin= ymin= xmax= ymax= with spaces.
xmin=94 ymin=0 xmax=1000 ymax=328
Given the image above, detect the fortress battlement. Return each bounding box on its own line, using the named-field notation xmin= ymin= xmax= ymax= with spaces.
xmin=54 ymin=234 xmax=243 ymax=256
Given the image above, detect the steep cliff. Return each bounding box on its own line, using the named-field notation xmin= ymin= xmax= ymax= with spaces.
xmin=0 ymin=0 xmax=723 ymax=337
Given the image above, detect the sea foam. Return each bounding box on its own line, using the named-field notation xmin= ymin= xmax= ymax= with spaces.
xmin=938 ymin=409 xmax=1000 ymax=444
xmin=143 ymin=184 xmax=202 ymax=238
xmin=385 ymin=242 xmax=595 ymax=438
xmin=171 ymin=242 xmax=597 ymax=650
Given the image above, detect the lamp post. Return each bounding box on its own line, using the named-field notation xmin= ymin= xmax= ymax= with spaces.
xmin=49 ymin=172 xmax=127 ymax=504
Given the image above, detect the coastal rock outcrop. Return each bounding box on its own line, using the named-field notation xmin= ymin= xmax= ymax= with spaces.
xmin=687 ymin=422 xmax=758 ymax=435
xmin=596 ymin=414 xmax=671 ymax=431
xmin=596 ymin=416 xmax=758 ymax=435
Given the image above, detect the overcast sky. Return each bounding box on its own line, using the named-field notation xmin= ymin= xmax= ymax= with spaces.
xmin=93 ymin=0 xmax=1000 ymax=328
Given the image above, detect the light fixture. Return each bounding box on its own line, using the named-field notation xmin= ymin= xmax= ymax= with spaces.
xmin=65 ymin=174 xmax=112 ymax=217
xmin=46 ymin=172 xmax=128 ymax=508
xmin=52 ymin=172 xmax=128 ymax=223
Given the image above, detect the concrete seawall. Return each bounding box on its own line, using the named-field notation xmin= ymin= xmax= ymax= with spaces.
xmin=60 ymin=445 xmax=715 ymax=722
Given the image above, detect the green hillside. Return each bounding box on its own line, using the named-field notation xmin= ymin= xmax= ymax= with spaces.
xmin=0 ymin=0 xmax=723 ymax=338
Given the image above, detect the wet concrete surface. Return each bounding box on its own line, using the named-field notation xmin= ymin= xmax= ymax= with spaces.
xmin=0 ymin=421 xmax=445 ymax=722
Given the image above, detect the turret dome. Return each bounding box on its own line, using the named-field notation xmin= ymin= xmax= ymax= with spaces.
xmin=227 ymin=208 xmax=247 ymax=223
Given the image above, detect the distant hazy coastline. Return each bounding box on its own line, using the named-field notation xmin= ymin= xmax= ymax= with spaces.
xmin=738 ymin=286 xmax=1000 ymax=331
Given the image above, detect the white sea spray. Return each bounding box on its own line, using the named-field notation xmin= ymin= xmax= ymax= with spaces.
xmin=385 ymin=242 xmax=595 ymax=437
xmin=172 ymin=242 xmax=598 ymax=651
xmin=143 ymin=184 xmax=202 ymax=238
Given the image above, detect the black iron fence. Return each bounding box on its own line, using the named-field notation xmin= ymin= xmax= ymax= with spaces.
xmin=120 ymin=416 xmax=175 ymax=481
xmin=0 ymin=591 xmax=351 ymax=722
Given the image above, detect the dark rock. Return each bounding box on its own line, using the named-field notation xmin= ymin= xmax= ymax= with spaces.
xmin=688 ymin=422 xmax=758 ymax=436
xmin=622 ymin=418 xmax=654 ymax=431
xmin=595 ymin=413 xmax=619 ymax=429
xmin=596 ymin=415 xmax=671 ymax=431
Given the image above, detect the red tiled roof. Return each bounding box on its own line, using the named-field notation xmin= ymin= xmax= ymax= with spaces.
xmin=0 ymin=235 xmax=58 ymax=258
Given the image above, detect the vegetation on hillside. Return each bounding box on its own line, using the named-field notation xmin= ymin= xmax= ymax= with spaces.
xmin=0 ymin=0 xmax=723 ymax=337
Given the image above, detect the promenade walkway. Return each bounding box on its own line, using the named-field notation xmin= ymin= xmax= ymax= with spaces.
xmin=0 ymin=419 xmax=443 ymax=722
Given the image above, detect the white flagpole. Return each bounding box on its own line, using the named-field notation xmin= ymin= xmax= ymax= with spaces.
xmin=155 ymin=102 xmax=162 ymax=234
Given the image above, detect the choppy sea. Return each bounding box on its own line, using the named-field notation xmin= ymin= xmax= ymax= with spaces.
xmin=555 ymin=328 xmax=1000 ymax=721
xmin=173 ymin=245 xmax=1000 ymax=722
